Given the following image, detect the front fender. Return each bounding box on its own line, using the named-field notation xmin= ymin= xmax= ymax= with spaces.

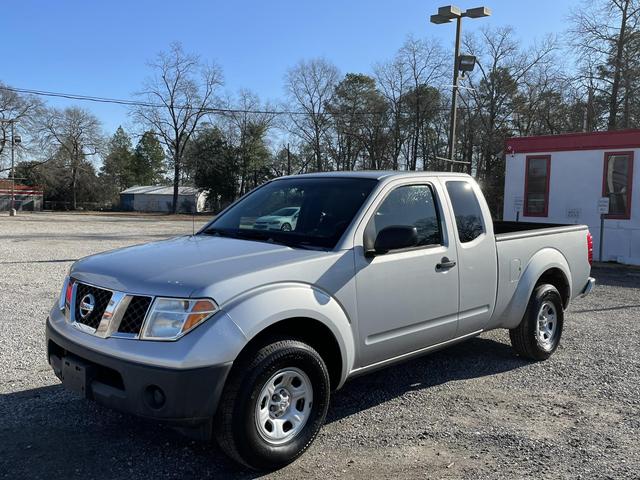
xmin=498 ymin=248 xmax=572 ymax=329
xmin=221 ymin=282 xmax=355 ymax=388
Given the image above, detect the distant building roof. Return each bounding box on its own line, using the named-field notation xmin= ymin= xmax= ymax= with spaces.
xmin=0 ymin=179 xmax=44 ymax=195
xmin=120 ymin=185 xmax=200 ymax=196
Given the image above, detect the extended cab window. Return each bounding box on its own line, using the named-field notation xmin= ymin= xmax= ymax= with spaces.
xmin=446 ymin=181 xmax=485 ymax=243
xmin=369 ymin=184 xmax=442 ymax=246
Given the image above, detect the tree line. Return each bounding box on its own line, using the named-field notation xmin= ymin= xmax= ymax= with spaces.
xmin=1 ymin=0 xmax=638 ymax=215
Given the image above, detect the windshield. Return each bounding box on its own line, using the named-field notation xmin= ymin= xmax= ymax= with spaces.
xmin=201 ymin=177 xmax=378 ymax=249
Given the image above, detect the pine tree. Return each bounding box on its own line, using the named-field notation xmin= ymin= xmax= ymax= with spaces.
xmin=101 ymin=126 xmax=134 ymax=190
xmin=132 ymin=131 xmax=166 ymax=185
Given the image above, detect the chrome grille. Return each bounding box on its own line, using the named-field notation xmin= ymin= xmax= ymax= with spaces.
xmin=117 ymin=296 xmax=152 ymax=334
xmin=74 ymin=283 xmax=112 ymax=329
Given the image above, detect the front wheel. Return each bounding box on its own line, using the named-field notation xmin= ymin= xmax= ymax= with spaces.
xmin=509 ymin=284 xmax=564 ymax=361
xmin=281 ymin=223 xmax=292 ymax=231
xmin=214 ymin=338 xmax=330 ymax=470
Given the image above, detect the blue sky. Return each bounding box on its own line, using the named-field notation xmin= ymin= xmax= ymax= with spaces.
xmin=3 ymin=0 xmax=578 ymax=135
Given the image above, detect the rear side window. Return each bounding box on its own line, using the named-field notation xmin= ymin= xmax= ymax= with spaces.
xmin=369 ymin=184 xmax=442 ymax=246
xmin=446 ymin=181 xmax=485 ymax=243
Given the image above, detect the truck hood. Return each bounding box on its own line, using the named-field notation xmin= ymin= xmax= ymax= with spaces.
xmin=71 ymin=235 xmax=335 ymax=302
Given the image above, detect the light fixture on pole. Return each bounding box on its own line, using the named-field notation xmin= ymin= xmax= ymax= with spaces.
xmin=430 ymin=5 xmax=491 ymax=171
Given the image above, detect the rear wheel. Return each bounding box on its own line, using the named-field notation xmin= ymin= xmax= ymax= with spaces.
xmin=509 ymin=284 xmax=564 ymax=361
xmin=281 ymin=223 xmax=292 ymax=231
xmin=214 ymin=338 xmax=330 ymax=470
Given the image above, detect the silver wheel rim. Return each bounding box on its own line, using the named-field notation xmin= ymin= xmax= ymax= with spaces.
xmin=254 ymin=367 xmax=313 ymax=445
xmin=281 ymin=223 xmax=291 ymax=231
xmin=536 ymin=300 xmax=557 ymax=351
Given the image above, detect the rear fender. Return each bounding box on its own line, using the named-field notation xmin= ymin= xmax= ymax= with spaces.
xmin=498 ymin=248 xmax=572 ymax=329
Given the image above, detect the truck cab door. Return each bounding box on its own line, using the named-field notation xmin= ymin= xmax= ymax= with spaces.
xmin=353 ymin=180 xmax=460 ymax=368
xmin=442 ymin=179 xmax=498 ymax=336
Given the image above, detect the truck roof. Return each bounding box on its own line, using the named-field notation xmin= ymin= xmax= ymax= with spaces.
xmin=285 ymin=171 xmax=472 ymax=181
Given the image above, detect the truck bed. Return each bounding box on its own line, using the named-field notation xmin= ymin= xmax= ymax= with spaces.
xmin=493 ymin=221 xmax=586 ymax=241
xmin=487 ymin=220 xmax=591 ymax=331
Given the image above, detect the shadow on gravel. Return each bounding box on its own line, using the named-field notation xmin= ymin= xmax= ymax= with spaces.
xmin=572 ymin=303 xmax=640 ymax=313
xmin=591 ymin=265 xmax=640 ymax=289
xmin=0 ymin=337 xmax=524 ymax=480
xmin=327 ymin=337 xmax=527 ymax=424
xmin=0 ymin=233 xmax=176 ymax=242
xmin=0 ymin=259 xmax=77 ymax=265
xmin=0 ymin=385 xmax=254 ymax=480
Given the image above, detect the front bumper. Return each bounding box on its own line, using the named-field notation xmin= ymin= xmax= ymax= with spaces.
xmin=579 ymin=277 xmax=596 ymax=297
xmin=46 ymin=317 xmax=232 ymax=440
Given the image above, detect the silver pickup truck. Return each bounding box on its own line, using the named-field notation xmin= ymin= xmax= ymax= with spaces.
xmin=46 ymin=172 xmax=595 ymax=469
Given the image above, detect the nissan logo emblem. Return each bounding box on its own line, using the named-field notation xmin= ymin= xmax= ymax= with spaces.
xmin=79 ymin=293 xmax=95 ymax=319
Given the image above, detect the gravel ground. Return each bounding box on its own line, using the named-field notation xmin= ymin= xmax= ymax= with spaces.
xmin=1 ymin=212 xmax=639 ymax=480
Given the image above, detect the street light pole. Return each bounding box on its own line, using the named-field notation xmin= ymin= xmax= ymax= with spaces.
xmin=430 ymin=5 xmax=491 ymax=172
xmin=448 ymin=15 xmax=462 ymax=172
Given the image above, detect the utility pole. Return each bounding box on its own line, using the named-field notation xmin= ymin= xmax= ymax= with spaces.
xmin=1 ymin=119 xmax=20 ymax=216
xmin=10 ymin=121 xmax=16 ymax=216
xmin=287 ymin=143 xmax=291 ymax=176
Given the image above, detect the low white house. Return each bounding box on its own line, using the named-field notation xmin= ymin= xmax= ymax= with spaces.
xmin=120 ymin=186 xmax=206 ymax=213
xmin=503 ymin=129 xmax=639 ymax=265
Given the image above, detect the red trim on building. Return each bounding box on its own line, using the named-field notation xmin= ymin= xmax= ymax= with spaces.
xmin=506 ymin=129 xmax=640 ymax=154
xmin=602 ymin=151 xmax=634 ymax=220
xmin=524 ymin=155 xmax=551 ymax=217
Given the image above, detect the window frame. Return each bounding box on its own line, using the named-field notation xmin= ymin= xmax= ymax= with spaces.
xmin=602 ymin=151 xmax=634 ymax=220
xmin=523 ymin=155 xmax=551 ymax=217
xmin=363 ymin=182 xmax=445 ymax=255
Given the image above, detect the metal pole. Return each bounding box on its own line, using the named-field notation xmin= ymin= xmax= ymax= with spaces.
xmin=447 ymin=16 xmax=462 ymax=172
xmin=599 ymin=214 xmax=605 ymax=262
xmin=10 ymin=121 xmax=16 ymax=215
xmin=287 ymin=143 xmax=291 ymax=176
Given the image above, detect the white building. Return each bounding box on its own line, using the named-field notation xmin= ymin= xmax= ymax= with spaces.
xmin=503 ymin=130 xmax=639 ymax=265
xmin=120 ymin=186 xmax=206 ymax=213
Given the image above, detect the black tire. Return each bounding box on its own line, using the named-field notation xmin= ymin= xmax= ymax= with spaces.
xmin=509 ymin=284 xmax=564 ymax=361
xmin=281 ymin=223 xmax=292 ymax=232
xmin=214 ymin=338 xmax=330 ymax=470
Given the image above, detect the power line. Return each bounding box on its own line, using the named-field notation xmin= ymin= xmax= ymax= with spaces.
xmin=0 ymin=85 xmax=453 ymax=117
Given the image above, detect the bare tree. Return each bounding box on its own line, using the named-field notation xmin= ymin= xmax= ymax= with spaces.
xmin=0 ymin=83 xmax=43 ymax=172
xmin=397 ymin=36 xmax=447 ymax=170
xmin=569 ymin=0 xmax=640 ymax=129
xmin=37 ymin=107 xmax=103 ymax=209
xmin=132 ymin=42 xmax=224 ymax=212
xmin=224 ymin=89 xmax=276 ymax=194
xmin=374 ymin=58 xmax=410 ymax=170
xmin=460 ymin=26 xmax=557 ymax=214
xmin=285 ymin=58 xmax=339 ymax=172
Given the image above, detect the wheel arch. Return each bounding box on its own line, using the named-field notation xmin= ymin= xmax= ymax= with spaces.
xmin=222 ymin=283 xmax=354 ymax=389
xmin=498 ymin=248 xmax=572 ymax=329
xmin=233 ymin=316 xmax=343 ymax=390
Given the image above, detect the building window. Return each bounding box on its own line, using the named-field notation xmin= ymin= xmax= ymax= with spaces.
xmin=524 ymin=155 xmax=551 ymax=217
xmin=603 ymin=151 xmax=633 ymax=219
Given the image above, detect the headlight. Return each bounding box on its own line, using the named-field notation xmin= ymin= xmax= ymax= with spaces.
xmin=58 ymin=276 xmax=73 ymax=311
xmin=141 ymin=298 xmax=218 ymax=341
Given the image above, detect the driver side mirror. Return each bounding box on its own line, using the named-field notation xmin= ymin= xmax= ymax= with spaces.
xmin=367 ymin=226 xmax=419 ymax=256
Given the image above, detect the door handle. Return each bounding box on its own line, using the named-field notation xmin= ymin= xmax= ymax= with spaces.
xmin=436 ymin=257 xmax=457 ymax=270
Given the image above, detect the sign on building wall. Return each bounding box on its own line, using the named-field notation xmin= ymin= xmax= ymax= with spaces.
xmin=597 ymin=197 xmax=610 ymax=215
